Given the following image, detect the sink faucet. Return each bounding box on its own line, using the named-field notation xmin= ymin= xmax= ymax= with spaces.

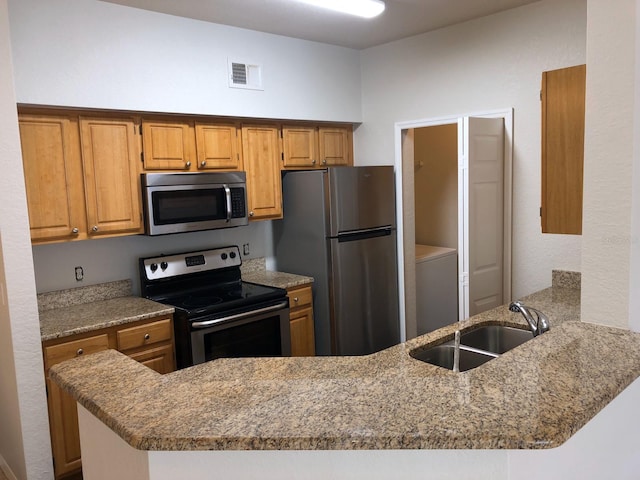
xmin=508 ymin=301 xmax=550 ymax=336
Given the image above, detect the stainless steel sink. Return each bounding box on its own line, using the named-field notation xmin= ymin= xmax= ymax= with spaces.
xmin=409 ymin=344 xmax=497 ymax=372
xmin=410 ymin=325 xmax=535 ymax=371
xmin=460 ymin=325 xmax=534 ymax=354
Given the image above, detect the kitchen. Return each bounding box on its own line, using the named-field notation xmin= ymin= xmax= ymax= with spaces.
xmin=1 ymin=0 xmax=639 ymax=479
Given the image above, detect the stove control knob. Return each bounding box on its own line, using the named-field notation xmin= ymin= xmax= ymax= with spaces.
xmin=149 ymin=263 xmax=158 ymax=273
xmin=160 ymin=261 xmax=168 ymax=270
xmin=229 ymin=251 xmax=236 ymax=259
xmin=221 ymin=253 xmax=228 ymax=260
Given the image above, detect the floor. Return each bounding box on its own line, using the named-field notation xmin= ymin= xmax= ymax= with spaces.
xmin=0 ymin=468 xmax=9 ymax=480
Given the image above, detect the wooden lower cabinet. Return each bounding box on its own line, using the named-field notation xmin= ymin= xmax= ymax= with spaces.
xmin=42 ymin=315 xmax=175 ymax=478
xmin=287 ymin=284 xmax=315 ymax=356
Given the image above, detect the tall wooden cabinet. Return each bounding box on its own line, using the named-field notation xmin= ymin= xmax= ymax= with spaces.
xmin=18 ymin=115 xmax=86 ymax=243
xmin=43 ymin=315 xmax=175 ymax=479
xmin=79 ymin=117 xmax=143 ymax=237
xmin=18 ymin=112 xmax=144 ymax=244
xmin=241 ymin=124 xmax=283 ymax=220
xmin=541 ymin=64 xmax=586 ymax=235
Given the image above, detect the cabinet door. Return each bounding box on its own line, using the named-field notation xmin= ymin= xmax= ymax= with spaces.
xmin=287 ymin=285 xmax=315 ymax=356
xmin=18 ymin=114 xmax=86 ymax=243
xmin=289 ymin=306 xmax=316 ymax=356
xmin=318 ymin=126 xmax=351 ymax=167
xmin=282 ymin=125 xmax=318 ymax=169
xmin=541 ymin=64 xmax=586 ymax=235
xmin=141 ymin=120 xmax=195 ymax=170
xmin=44 ymin=334 xmax=110 ymax=478
xmin=127 ymin=344 xmax=175 ymax=374
xmin=195 ymin=122 xmax=241 ymax=170
xmin=79 ymin=117 xmax=143 ymax=237
xmin=241 ymin=125 xmax=283 ymax=220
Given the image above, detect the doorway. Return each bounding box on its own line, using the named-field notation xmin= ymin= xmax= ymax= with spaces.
xmin=394 ymin=109 xmax=513 ymax=341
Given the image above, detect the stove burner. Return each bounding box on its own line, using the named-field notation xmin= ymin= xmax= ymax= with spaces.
xmin=181 ymin=295 xmax=223 ymax=308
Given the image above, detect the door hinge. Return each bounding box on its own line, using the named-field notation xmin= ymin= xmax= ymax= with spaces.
xmin=540 ymin=206 xmax=542 ymax=217
xmin=141 ymin=152 xmax=144 ymax=163
xmin=540 ymin=90 xmax=542 ymax=101
xmin=139 ymin=124 xmax=142 ymax=135
xmin=281 ymin=152 xmax=284 ymax=161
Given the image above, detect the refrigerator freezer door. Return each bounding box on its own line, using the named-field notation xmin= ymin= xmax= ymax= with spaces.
xmin=327 ymin=166 xmax=396 ymax=236
xmin=329 ymin=229 xmax=400 ymax=355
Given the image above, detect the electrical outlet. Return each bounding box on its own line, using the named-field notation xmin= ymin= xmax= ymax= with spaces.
xmin=75 ymin=266 xmax=84 ymax=282
xmin=243 ymin=243 xmax=250 ymax=256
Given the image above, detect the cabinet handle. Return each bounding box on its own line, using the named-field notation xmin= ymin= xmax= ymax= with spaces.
xmin=92 ymin=226 xmax=99 ymax=232
xmin=249 ymin=211 xmax=254 ymax=217
xmin=71 ymin=227 xmax=79 ymax=234
xmin=322 ymin=159 xmax=327 ymax=165
xmin=185 ymin=161 xmax=191 ymax=168
xmin=293 ymin=297 xmax=299 ymax=303
xmin=144 ymin=333 xmax=150 ymax=341
xmin=200 ymin=161 xmax=207 ymax=167
xmin=76 ymin=348 xmax=84 ymax=356
xmin=312 ymin=159 xmax=316 ymax=165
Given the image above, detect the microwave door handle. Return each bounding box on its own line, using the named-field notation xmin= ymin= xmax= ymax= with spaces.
xmin=224 ymin=184 xmax=232 ymax=222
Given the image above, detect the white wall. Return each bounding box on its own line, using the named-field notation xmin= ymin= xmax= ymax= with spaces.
xmin=0 ymin=0 xmax=53 ymax=478
xmin=7 ymin=0 xmax=363 ymax=295
xmin=358 ymin=0 xmax=587 ymax=299
xmin=631 ymin=0 xmax=640 ymax=333
xmin=581 ymin=0 xmax=636 ymax=328
xmin=8 ymin=0 xmax=362 ymax=122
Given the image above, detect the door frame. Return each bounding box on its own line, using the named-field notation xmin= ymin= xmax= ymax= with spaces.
xmin=393 ymin=108 xmax=513 ymax=341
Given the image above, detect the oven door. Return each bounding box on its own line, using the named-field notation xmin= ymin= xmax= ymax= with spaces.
xmin=190 ymin=300 xmax=290 ymax=365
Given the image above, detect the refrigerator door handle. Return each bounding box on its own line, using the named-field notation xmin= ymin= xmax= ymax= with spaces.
xmin=336 ymin=226 xmax=394 ymax=242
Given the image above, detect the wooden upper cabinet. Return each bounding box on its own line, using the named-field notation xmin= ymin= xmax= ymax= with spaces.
xmin=318 ymin=126 xmax=351 ymax=167
xmin=18 ymin=114 xmax=87 ymax=243
xmin=282 ymin=124 xmax=353 ymax=170
xmin=141 ymin=120 xmax=195 ymax=171
xmin=241 ymin=124 xmax=283 ymax=220
xmin=282 ymin=125 xmax=318 ymax=168
xmin=541 ymin=64 xmax=586 ymax=235
xmin=79 ymin=117 xmax=143 ymax=237
xmin=195 ymin=122 xmax=241 ymax=170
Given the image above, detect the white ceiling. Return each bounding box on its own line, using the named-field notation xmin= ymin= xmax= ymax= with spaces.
xmin=101 ymin=0 xmax=541 ymax=50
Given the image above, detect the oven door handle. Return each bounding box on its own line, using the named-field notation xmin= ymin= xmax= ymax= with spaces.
xmin=190 ymin=300 xmax=289 ymax=328
xmin=224 ymin=184 xmax=232 ymax=223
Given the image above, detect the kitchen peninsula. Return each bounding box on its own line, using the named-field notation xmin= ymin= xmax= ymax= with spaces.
xmin=49 ymin=276 xmax=640 ymax=480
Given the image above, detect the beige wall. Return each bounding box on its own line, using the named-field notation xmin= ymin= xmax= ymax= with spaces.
xmin=414 ymin=124 xmax=458 ymax=249
xmin=581 ymin=0 xmax=636 ymax=328
xmin=0 ymin=0 xmax=52 ymax=478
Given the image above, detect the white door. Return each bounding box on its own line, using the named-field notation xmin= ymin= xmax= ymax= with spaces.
xmin=458 ymin=117 xmax=504 ymax=319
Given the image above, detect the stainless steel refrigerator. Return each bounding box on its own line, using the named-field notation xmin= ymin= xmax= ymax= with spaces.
xmin=273 ymin=166 xmax=400 ymax=356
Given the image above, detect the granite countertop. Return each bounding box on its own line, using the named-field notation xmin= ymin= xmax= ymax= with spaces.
xmin=39 ymin=280 xmax=174 ymax=342
xmin=49 ymin=281 xmax=640 ymax=451
xmin=241 ymin=257 xmax=314 ymax=290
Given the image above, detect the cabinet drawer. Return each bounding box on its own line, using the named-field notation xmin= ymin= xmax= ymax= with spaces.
xmin=117 ymin=318 xmax=172 ymax=351
xmin=287 ymin=285 xmax=313 ymax=309
xmin=44 ymin=334 xmax=110 ymax=370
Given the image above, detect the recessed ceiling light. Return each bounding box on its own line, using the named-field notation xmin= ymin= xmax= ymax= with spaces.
xmin=296 ymin=0 xmax=385 ymax=19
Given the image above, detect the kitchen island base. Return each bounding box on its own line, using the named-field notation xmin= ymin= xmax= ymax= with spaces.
xmin=77 ymin=377 xmax=640 ymax=480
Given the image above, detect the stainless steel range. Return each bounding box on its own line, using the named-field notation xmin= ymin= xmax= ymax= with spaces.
xmin=139 ymin=246 xmax=290 ymax=369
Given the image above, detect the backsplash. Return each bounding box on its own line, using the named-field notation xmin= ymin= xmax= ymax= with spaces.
xmin=37 ymin=279 xmax=132 ymax=312
xmin=552 ymin=270 xmax=581 ymax=290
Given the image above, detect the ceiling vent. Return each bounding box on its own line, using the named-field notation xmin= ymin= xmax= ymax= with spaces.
xmin=228 ymin=59 xmax=263 ymax=91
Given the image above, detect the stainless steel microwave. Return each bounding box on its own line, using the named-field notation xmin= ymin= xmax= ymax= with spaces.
xmin=141 ymin=172 xmax=248 ymax=236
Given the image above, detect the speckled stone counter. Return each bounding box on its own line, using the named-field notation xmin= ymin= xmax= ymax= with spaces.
xmin=241 ymin=257 xmax=314 ymax=289
xmin=49 ymin=282 xmax=640 ymax=452
xmin=39 ymin=280 xmax=174 ymax=341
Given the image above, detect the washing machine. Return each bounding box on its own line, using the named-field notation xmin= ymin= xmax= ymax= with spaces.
xmin=415 ymin=244 xmax=458 ymax=335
